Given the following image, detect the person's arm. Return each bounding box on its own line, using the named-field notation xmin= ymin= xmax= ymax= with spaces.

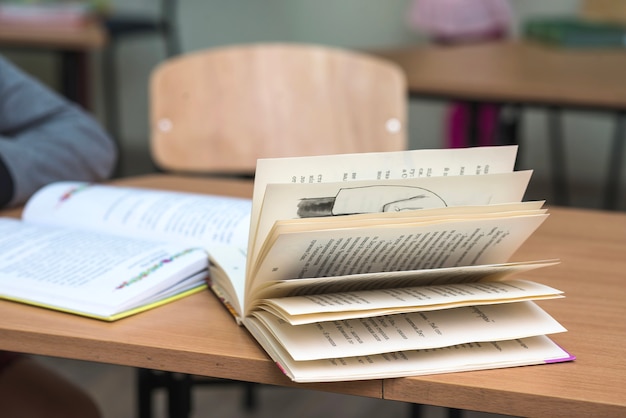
xmin=0 ymin=55 xmax=117 ymax=207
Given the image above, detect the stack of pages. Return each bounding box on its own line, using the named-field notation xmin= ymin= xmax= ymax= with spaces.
xmin=207 ymin=145 xmax=574 ymax=382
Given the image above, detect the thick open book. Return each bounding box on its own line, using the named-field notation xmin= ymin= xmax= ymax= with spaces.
xmin=0 ymin=182 xmax=252 ymax=320
xmin=207 ymin=145 xmax=574 ymax=382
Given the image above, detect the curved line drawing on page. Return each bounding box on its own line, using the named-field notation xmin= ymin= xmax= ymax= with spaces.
xmin=296 ymin=185 xmax=447 ymax=218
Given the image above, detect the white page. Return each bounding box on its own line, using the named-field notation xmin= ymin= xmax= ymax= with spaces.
xmin=207 ymin=244 xmax=248 ymax=317
xmin=253 ymin=170 xmax=533 ymax=265
xmin=261 ymin=279 xmax=564 ymax=324
xmin=245 ymin=331 xmax=574 ymax=382
xmin=249 ymin=146 xmax=519 ymax=279
xmin=251 ymin=214 xmax=547 ymax=286
xmin=248 ymin=301 xmax=566 ymax=361
xmin=0 ymin=218 xmax=207 ymax=317
xmin=250 ymin=259 xmax=558 ymax=300
xmin=22 ymin=181 xmax=252 ymax=250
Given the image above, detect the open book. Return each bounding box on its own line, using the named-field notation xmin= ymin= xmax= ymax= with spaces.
xmin=0 ymin=182 xmax=252 ymax=320
xmin=207 ymin=145 xmax=574 ymax=382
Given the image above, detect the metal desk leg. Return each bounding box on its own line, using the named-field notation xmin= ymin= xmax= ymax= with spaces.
xmin=467 ymin=101 xmax=480 ymax=147
xmin=548 ymin=107 xmax=569 ymax=206
xmin=497 ymin=105 xmax=522 ymax=146
xmin=410 ymin=404 xmax=462 ymax=418
xmin=138 ymin=368 xmax=161 ymax=418
xmin=167 ymin=373 xmax=193 ymax=418
xmin=496 ymin=105 xmax=523 ymax=170
xmin=604 ymin=112 xmax=625 ymax=210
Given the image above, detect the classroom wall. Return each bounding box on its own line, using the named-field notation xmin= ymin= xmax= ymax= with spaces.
xmin=4 ymin=0 xmax=620 ymax=209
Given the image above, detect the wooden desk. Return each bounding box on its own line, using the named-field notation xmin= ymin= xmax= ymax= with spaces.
xmin=373 ymin=41 xmax=626 ymax=209
xmin=374 ymin=41 xmax=626 ymax=109
xmin=386 ymin=204 xmax=626 ymax=417
xmin=0 ymin=21 xmax=107 ymax=108
xmin=0 ymin=175 xmax=381 ymax=399
xmin=1 ymin=174 xmax=625 ymax=417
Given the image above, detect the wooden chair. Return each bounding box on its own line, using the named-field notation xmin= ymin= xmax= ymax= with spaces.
xmin=139 ymin=43 xmax=408 ymax=418
xmin=149 ymin=42 xmax=408 ymax=175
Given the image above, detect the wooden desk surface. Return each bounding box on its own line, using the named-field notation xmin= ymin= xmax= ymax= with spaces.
xmin=0 ymin=175 xmax=382 ymax=399
xmin=373 ymin=40 xmax=626 ymax=110
xmin=0 ymin=20 xmax=106 ymax=50
xmin=1 ymin=174 xmax=625 ymax=416
xmin=386 ymin=205 xmax=626 ymax=417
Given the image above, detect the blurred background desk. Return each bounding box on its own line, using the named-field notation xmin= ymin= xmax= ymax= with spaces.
xmin=373 ymin=40 xmax=626 ymax=209
xmin=0 ymin=20 xmax=107 ymax=109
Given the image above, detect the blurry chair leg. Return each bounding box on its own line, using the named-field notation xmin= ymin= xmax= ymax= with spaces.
xmin=138 ymin=369 xmax=259 ymax=417
xmin=244 ymin=381 xmax=257 ymax=410
xmin=138 ymin=368 xmax=163 ymax=418
xmin=166 ymin=373 xmax=193 ymax=418
xmin=449 ymin=408 xmax=462 ymax=418
xmin=410 ymin=403 xmax=462 ymax=418
xmin=194 ymin=377 xmax=259 ymax=411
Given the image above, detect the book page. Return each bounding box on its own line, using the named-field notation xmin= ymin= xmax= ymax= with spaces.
xmin=22 ymin=182 xmax=252 ymax=250
xmin=253 ymin=145 xmax=518 ymax=220
xmin=247 ymin=301 xmax=566 ymax=361
xmin=246 ymin=213 xmax=548 ymax=310
xmin=243 ymin=330 xmax=574 ymax=382
xmin=259 ymin=279 xmax=564 ymax=325
xmin=248 ymin=146 xmax=519 ymax=281
xmin=0 ymin=218 xmax=208 ymax=318
xmin=250 ymin=259 xmax=559 ymax=301
xmin=252 ymin=171 xmax=533 ymax=266
xmin=207 ymin=244 xmax=249 ymax=319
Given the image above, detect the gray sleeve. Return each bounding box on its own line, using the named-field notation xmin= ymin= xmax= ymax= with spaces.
xmin=0 ymin=54 xmax=118 ymax=207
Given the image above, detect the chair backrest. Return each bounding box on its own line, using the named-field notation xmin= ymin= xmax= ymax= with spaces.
xmin=149 ymin=43 xmax=407 ymax=174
